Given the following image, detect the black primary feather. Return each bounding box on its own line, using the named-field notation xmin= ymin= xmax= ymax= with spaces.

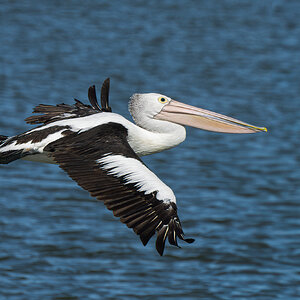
xmin=88 ymin=85 xmax=101 ymax=111
xmin=100 ymin=78 xmax=112 ymax=112
xmin=24 ymin=100 xmax=97 ymax=125
xmin=25 ymin=78 xmax=112 ymax=126
xmin=88 ymin=78 xmax=112 ymax=112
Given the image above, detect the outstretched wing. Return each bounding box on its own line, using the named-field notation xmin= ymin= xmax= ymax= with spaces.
xmin=44 ymin=122 xmax=194 ymax=255
xmin=25 ymin=78 xmax=112 ymax=125
xmin=24 ymin=100 xmax=98 ymax=125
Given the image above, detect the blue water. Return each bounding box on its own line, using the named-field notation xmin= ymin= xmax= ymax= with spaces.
xmin=0 ymin=1 xmax=300 ymax=299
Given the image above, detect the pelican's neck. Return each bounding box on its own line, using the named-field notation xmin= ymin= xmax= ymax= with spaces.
xmin=127 ymin=93 xmax=186 ymax=155
xmin=125 ymin=119 xmax=186 ymax=156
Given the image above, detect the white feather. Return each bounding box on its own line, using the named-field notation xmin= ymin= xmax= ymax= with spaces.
xmin=97 ymin=154 xmax=176 ymax=203
xmin=0 ymin=130 xmax=66 ymax=153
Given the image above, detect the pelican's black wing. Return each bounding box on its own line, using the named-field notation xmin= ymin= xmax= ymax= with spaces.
xmin=25 ymin=78 xmax=112 ymax=125
xmin=88 ymin=78 xmax=111 ymax=112
xmin=25 ymin=100 xmax=98 ymax=125
xmin=44 ymin=122 xmax=194 ymax=255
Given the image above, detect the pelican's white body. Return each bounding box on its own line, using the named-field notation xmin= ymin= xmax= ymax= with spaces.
xmin=2 ymin=94 xmax=187 ymax=164
xmin=18 ymin=112 xmax=185 ymax=160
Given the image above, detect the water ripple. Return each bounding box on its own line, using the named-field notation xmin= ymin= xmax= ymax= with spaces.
xmin=1 ymin=1 xmax=300 ymax=299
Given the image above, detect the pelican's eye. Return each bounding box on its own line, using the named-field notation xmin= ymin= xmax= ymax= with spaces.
xmin=158 ymin=97 xmax=168 ymax=104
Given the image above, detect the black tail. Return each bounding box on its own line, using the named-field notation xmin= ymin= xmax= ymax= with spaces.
xmin=0 ymin=135 xmax=27 ymax=164
xmin=0 ymin=149 xmax=27 ymax=164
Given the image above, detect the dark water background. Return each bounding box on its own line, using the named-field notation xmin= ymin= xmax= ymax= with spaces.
xmin=0 ymin=1 xmax=299 ymax=299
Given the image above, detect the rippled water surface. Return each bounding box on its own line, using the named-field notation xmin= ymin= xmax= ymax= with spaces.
xmin=0 ymin=1 xmax=300 ymax=299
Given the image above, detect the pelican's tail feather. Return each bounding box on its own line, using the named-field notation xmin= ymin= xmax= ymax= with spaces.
xmin=0 ymin=135 xmax=26 ymax=164
xmin=0 ymin=149 xmax=26 ymax=164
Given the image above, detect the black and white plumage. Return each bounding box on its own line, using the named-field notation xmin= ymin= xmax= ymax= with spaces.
xmin=0 ymin=78 xmax=266 ymax=255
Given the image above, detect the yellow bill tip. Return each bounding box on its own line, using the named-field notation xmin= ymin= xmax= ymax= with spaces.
xmin=249 ymin=125 xmax=268 ymax=132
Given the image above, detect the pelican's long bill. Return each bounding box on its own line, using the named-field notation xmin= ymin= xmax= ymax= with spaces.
xmin=155 ymin=100 xmax=267 ymax=134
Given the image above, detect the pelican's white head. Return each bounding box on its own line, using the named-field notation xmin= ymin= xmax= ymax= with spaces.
xmin=129 ymin=93 xmax=181 ymax=133
xmin=129 ymin=93 xmax=267 ymax=134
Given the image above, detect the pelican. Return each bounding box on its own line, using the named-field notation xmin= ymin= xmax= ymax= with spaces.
xmin=0 ymin=78 xmax=267 ymax=255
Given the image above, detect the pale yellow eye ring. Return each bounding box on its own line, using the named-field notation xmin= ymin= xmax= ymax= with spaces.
xmin=158 ymin=97 xmax=168 ymax=104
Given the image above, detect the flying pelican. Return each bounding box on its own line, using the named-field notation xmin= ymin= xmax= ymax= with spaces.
xmin=0 ymin=78 xmax=267 ymax=255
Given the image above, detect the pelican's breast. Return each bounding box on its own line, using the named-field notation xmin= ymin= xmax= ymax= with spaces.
xmin=126 ymin=123 xmax=186 ymax=156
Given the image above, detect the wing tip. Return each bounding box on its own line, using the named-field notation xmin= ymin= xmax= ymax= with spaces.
xmin=155 ymin=218 xmax=195 ymax=256
xmin=88 ymin=77 xmax=112 ymax=112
